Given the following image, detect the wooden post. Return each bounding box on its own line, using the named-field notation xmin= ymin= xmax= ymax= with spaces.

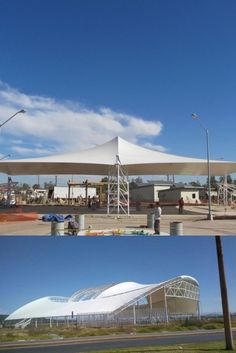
xmin=215 ymin=236 xmax=234 ymax=350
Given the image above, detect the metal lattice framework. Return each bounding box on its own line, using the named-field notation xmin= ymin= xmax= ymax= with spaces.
xmin=165 ymin=278 xmax=199 ymax=300
xmin=217 ymin=180 xmax=236 ymax=206
xmin=69 ymin=284 xmax=115 ymax=302
xmin=107 ymin=155 xmax=130 ymax=215
xmin=14 ymin=318 xmax=32 ymax=329
xmin=112 ymin=278 xmax=200 ymax=325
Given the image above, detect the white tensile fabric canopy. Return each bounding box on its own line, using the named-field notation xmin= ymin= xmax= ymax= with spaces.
xmin=0 ymin=136 xmax=236 ymax=176
xmin=6 ymin=276 xmax=199 ymax=320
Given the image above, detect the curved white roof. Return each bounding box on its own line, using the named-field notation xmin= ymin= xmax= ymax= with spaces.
xmin=6 ymin=276 xmax=199 ymax=321
xmin=0 ymin=136 xmax=235 ymax=176
xmin=99 ymin=282 xmax=149 ymax=297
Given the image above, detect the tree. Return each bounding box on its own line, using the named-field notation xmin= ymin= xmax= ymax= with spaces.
xmin=129 ymin=178 xmax=138 ymax=190
xmin=189 ymin=181 xmax=201 ymax=187
xmin=219 ymin=175 xmax=233 ymax=184
xmin=101 ymin=177 xmax=108 ymax=183
xmin=32 ymin=184 xmax=40 ymax=190
xmin=22 ymin=183 xmax=30 ymax=190
xmin=100 ymin=177 xmax=108 ymax=193
xmin=134 ymin=176 xmax=143 ymax=184
xmin=44 ymin=181 xmax=54 ymax=189
xmin=227 ymin=175 xmax=233 ymax=184
xmin=206 ymin=176 xmax=217 ymax=188
xmin=14 ymin=183 xmax=31 ymax=193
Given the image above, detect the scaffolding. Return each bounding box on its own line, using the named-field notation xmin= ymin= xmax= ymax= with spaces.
xmin=217 ymin=181 xmax=236 ymax=207
xmin=107 ymin=155 xmax=129 ymax=215
xmin=0 ymin=177 xmax=18 ymax=207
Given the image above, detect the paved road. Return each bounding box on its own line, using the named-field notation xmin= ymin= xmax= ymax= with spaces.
xmin=0 ymin=330 xmax=235 ymax=353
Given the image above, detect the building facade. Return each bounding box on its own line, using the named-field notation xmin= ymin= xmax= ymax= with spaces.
xmin=158 ymin=186 xmax=203 ymax=203
xmin=130 ymin=183 xmax=173 ymax=203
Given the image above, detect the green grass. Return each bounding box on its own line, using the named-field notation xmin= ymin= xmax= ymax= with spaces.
xmin=0 ymin=318 xmax=235 ymax=343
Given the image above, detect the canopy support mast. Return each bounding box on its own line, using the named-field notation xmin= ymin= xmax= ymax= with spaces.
xmin=107 ymin=155 xmax=129 ymax=215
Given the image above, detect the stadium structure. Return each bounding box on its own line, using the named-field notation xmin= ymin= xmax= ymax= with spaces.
xmin=5 ymin=276 xmax=200 ymax=328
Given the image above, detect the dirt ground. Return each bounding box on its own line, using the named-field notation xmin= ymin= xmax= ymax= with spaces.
xmin=0 ymin=204 xmax=236 ymax=235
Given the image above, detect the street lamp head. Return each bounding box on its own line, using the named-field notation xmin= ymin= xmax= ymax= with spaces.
xmin=191 ymin=113 xmax=199 ymax=119
xmin=0 ymin=109 xmax=27 ymax=129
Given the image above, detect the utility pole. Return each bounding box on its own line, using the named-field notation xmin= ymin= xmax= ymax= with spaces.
xmin=215 ymin=236 xmax=234 ymax=350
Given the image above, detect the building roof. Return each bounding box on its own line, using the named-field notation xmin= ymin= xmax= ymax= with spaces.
xmin=0 ymin=136 xmax=236 ymax=176
xmin=132 ymin=183 xmax=173 ymax=189
xmin=147 ymin=180 xmax=174 ymax=185
xmin=159 ymin=186 xmax=204 ymax=192
xmin=6 ymin=276 xmax=199 ymax=320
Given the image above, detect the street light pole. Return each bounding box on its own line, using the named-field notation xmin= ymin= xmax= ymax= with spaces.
xmin=0 ymin=109 xmax=26 ymax=207
xmin=205 ymin=127 xmax=213 ymax=220
xmin=192 ymin=113 xmax=213 ymax=220
xmin=0 ymin=154 xmax=11 ymax=160
xmin=0 ymin=109 xmax=26 ymax=129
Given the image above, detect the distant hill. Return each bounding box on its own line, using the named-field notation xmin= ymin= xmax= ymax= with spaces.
xmin=201 ymin=312 xmax=236 ymax=318
xmin=0 ymin=314 xmax=8 ymax=324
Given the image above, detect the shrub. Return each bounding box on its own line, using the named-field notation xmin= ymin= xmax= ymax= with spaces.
xmin=202 ymin=323 xmax=223 ymax=330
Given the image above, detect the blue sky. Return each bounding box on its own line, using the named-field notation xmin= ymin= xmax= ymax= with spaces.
xmin=0 ymin=236 xmax=236 ymax=315
xmin=0 ymin=0 xmax=236 ymax=185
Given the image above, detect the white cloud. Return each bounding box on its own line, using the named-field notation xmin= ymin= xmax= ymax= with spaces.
xmin=142 ymin=142 xmax=167 ymax=152
xmin=0 ymin=81 xmax=58 ymax=111
xmin=11 ymin=139 xmax=25 ymax=145
xmin=0 ymin=81 xmax=166 ymax=157
xmin=11 ymin=146 xmax=54 ymax=156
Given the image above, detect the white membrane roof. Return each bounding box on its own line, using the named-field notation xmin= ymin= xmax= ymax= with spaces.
xmin=6 ymin=276 xmax=199 ymax=320
xmin=0 ymin=136 xmax=236 ymax=176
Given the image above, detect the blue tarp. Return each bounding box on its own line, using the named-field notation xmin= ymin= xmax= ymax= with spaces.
xmin=42 ymin=214 xmax=73 ymax=222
